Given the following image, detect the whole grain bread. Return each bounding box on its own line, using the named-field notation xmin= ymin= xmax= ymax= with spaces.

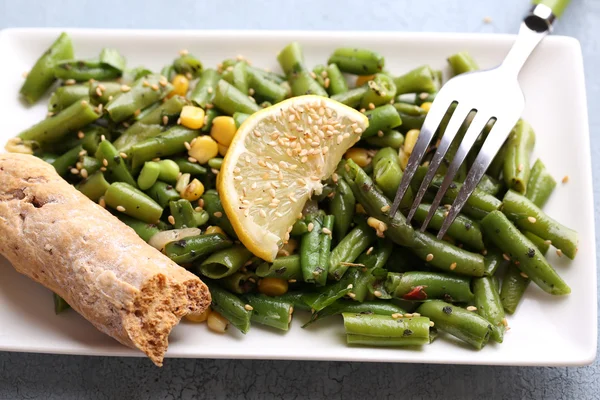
xmin=0 ymin=153 xmax=210 ymax=366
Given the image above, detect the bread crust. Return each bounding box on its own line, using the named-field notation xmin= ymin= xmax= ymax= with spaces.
xmin=0 ymin=153 xmax=210 ymax=366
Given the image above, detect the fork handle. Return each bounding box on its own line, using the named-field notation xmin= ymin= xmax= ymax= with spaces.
xmin=532 ymin=0 xmax=571 ymax=18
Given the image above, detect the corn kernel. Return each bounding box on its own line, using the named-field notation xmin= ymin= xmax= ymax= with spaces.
xmin=168 ymin=74 xmax=189 ymax=98
xmin=421 ymin=102 xmax=432 ymax=112
xmin=344 ymin=148 xmax=370 ymax=168
xmin=355 ymin=203 xmax=367 ymax=214
xmin=206 ymin=225 xmax=226 ymax=236
xmin=356 ymin=74 xmax=375 ymax=87
xmin=258 ymin=277 xmax=289 ymax=296
xmin=188 ymin=135 xmax=219 ymax=164
xmin=404 ymin=129 xmax=420 ymax=155
xmin=277 ymin=238 xmax=298 ymax=257
xmin=181 ymin=178 xmax=205 ymax=201
xmin=180 ymin=106 xmax=205 ymax=129
xmin=210 ymin=116 xmax=237 ymax=147
xmin=185 ymin=307 xmax=211 ymax=323
xmin=218 ymin=144 xmax=229 ymax=157
xmin=207 ymin=310 xmax=229 ymax=333
xmin=398 ymin=149 xmax=408 ymax=171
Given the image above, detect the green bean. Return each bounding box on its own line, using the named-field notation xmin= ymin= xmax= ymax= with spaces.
xmin=155 ymin=159 xmax=180 ymax=183
xmin=291 ymin=219 xmax=309 ymax=236
xmin=343 ymin=314 xmax=432 ymax=347
xmin=51 ymin=145 xmax=83 ymax=177
xmin=121 ymin=66 xmax=153 ymax=84
xmin=113 ymin=124 xmax=163 ymax=155
xmin=222 ymin=61 xmax=250 ymax=95
xmin=247 ymin=66 xmax=286 ymax=84
xmin=173 ymin=54 xmax=203 ymax=77
xmin=276 ymin=43 xmax=327 ymax=97
xmin=54 ymin=50 xmax=125 ymax=81
xmin=412 ymin=204 xmax=484 ymax=251
xmin=330 ymin=179 xmax=355 ymax=239
xmin=393 ymin=103 xmax=427 ymax=132
xmin=105 ymin=74 xmax=172 ymax=123
xmin=206 ymin=282 xmax=252 ymax=334
xmin=487 ymin=141 xmax=508 ymax=180
xmin=273 ymin=292 xmax=309 ymax=312
xmin=447 ymin=52 xmax=479 ymax=75
xmin=104 ymin=182 xmax=163 ymax=224
xmin=21 ymin=32 xmax=74 ymax=104
xmin=169 ymin=199 xmax=208 ymax=229
xmin=48 ymin=84 xmax=89 ymax=112
xmin=343 ymin=160 xmax=414 ymax=246
xmin=220 ymin=271 xmax=257 ymax=294
xmin=95 ymin=139 xmax=137 ymax=187
xmin=473 ymin=276 xmax=505 ymax=343
xmin=246 ymin=69 xmax=288 ymax=104
xmin=324 ymin=63 xmax=348 ymax=96
xmin=130 ymin=126 xmax=199 ymax=170
xmin=525 ymin=159 xmax=556 ymax=208
xmin=481 ymin=210 xmax=570 ymax=295
xmin=523 ymin=231 xmax=550 ymax=254
xmin=213 ymin=79 xmax=261 ymax=115
xmin=136 ymin=95 xmax=188 ymax=126
xmin=208 ymin=158 xmax=223 ymax=170
xmin=146 ymin=181 xmax=180 ymax=208
xmin=80 ymin=155 xmax=101 ymax=175
xmin=365 ymin=130 xmax=404 ymax=149
xmin=76 ymin=171 xmax=110 ymax=201
xmin=360 ymin=74 xmax=397 ymax=109
xmin=329 ymin=222 xmax=376 ymax=280
xmin=201 ymin=108 xmax=221 ymax=133
xmin=232 ymin=112 xmax=250 ymax=128
xmin=331 ymin=86 xmax=369 ymax=108
xmin=116 ymin=214 xmax=163 ymax=243
xmin=256 ymin=255 xmax=302 ymax=280
xmin=19 ymin=100 xmax=101 ymax=145
xmin=328 ymin=48 xmax=384 ymax=75
xmin=477 ymin=174 xmax=503 ymax=197
xmin=393 ymin=65 xmax=440 ymax=95
xmin=362 ymin=105 xmax=403 ymax=138
xmin=43 ymin=124 xmax=108 ymax=156
xmin=300 ymin=213 xmax=334 ymax=285
xmin=483 ymin=248 xmax=510 ymax=276
xmin=88 ymin=81 xmax=122 ymax=105
xmin=417 ymin=300 xmax=492 ymax=349
xmin=372 ymin=147 xmax=403 ymax=199
xmin=303 ymin=276 xmax=354 ymax=312
xmin=501 ymin=190 xmax=578 ymax=259
xmin=53 ymin=293 xmax=71 ymax=314
xmin=289 ymin=71 xmax=329 ymax=97
xmin=173 ymin=157 xmax=207 ymax=176
xmin=408 ymin=231 xmax=485 ymax=276
xmin=385 ymin=271 xmax=474 ymax=303
xmin=190 ymin=69 xmax=220 ymax=108
xmin=500 ymin=264 xmax=530 ymax=315
xmin=277 ymin=42 xmax=306 ymax=75
xmin=245 ymin=294 xmax=293 ymax=331
xmin=164 ymin=233 xmax=232 ymax=264
xmin=503 ymin=120 xmax=536 ymax=193
xmin=203 ymin=190 xmax=237 ymax=238
xmin=199 ymin=245 xmax=253 ymax=279
xmin=137 ymin=162 xmax=161 ymax=190
xmin=304 ymin=300 xmax=405 ymax=327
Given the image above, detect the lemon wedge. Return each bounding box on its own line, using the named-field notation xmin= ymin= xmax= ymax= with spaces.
xmin=218 ymin=95 xmax=368 ymax=262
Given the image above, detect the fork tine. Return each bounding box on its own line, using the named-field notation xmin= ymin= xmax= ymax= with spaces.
xmin=405 ymin=103 xmax=473 ymax=224
xmin=420 ymin=113 xmax=492 ymax=232
xmin=437 ymin=117 xmax=519 ymax=239
xmin=389 ymin=97 xmax=453 ymax=216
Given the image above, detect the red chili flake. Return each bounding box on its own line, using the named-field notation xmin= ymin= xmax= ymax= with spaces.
xmin=402 ymin=286 xmax=428 ymax=300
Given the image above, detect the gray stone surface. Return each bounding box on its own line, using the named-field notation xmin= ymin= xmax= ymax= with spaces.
xmin=1 ymin=0 xmax=599 ymax=398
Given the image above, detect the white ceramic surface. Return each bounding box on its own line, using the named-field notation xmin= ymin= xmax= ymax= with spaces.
xmin=0 ymin=28 xmax=595 ymax=366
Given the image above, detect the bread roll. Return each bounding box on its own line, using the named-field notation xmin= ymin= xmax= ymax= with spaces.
xmin=0 ymin=153 xmax=210 ymax=366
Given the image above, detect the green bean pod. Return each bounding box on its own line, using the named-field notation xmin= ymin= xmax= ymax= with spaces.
xmin=104 ymin=182 xmax=163 ymax=224
xmin=330 ymin=179 xmax=355 ymax=240
xmin=503 ymin=120 xmax=536 ymax=193
xmin=481 ymin=210 xmax=570 ymax=295
xmin=21 ymin=32 xmax=74 ymax=104
xmin=53 ymin=293 xmax=71 ymax=314
xmin=146 ymin=181 xmax=180 ymax=208
xmin=343 ymin=314 xmax=432 ymax=347
xmin=117 ymin=214 xmax=163 ymax=243
xmin=19 ymin=100 xmax=101 ymax=145
xmin=213 ymin=79 xmax=261 ymax=115
xmin=325 ymin=63 xmax=348 ymax=95
xmin=80 ymin=155 xmax=101 ymax=176
xmin=525 ymin=159 xmax=556 ymax=208
xmin=300 ymin=213 xmax=334 ymax=285
xmin=48 ymin=84 xmax=89 ymax=112
xmin=89 ymin=81 xmax=122 ymax=105
xmin=190 ymin=69 xmax=221 ymax=108
xmin=501 ymin=190 xmax=578 ymax=259
xmin=105 ymin=74 xmax=172 ymax=123
xmin=222 ymin=61 xmax=250 ymax=95
xmin=483 ymin=248 xmax=510 ymax=276
xmin=473 ymin=276 xmax=505 ymax=343
xmin=393 ymin=65 xmax=440 ymax=95
xmin=51 ymin=145 xmax=83 ymax=177
xmin=164 ymin=233 xmax=232 ymax=264
xmin=365 ymin=130 xmax=404 ymax=149
xmin=206 ymin=282 xmax=252 ymax=334
xmin=289 ymin=71 xmax=329 ymax=97
xmin=173 ymin=54 xmax=203 ymax=77
xmin=303 ymin=300 xmax=406 ymax=327
xmin=169 ymin=199 xmax=209 ymax=229
xmin=44 ymin=125 xmax=108 ymax=155
xmin=95 ymin=140 xmax=137 ymax=187
xmin=477 ymin=174 xmax=503 ymax=197
xmin=245 ymin=294 xmax=293 ymax=331
xmin=385 ymin=271 xmax=474 ymax=303
xmin=113 ymin=124 xmax=164 ymax=156
xmin=303 ymin=276 xmax=354 ymax=312
xmin=362 ymin=104 xmax=403 ymax=138
xmin=76 ymin=171 xmax=110 ymax=201
xmin=247 ymin=67 xmax=288 ymax=103
xmin=130 ymin=126 xmax=199 ymax=170
xmin=360 ymin=74 xmax=397 ymax=108
xmin=328 ymin=222 xmax=376 ymax=281
xmin=199 ymin=245 xmax=252 ymax=279
xmin=500 ymin=264 xmax=530 ymax=315
xmin=256 ymin=255 xmax=302 ymax=280
xmin=327 ymin=48 xmax=384 ymax=75
xmin=372 ymin=147 xmax=403 ymax=200
xmin=393 ymin=103 xmax=427 ymax=132
xmin=174 ymin=157 xmax=208 ymax=176
xmin=331 ymin=86 xmax=369 ymax=108
xmin=137 ymin=162 xmax=161 ymax=190
xmin=220 ymin=271 xmax=257 ymax=294
xmin=447 ymin=52 xmax=480 ymax=75
xmin=416 ymin=300 xmax=492 ymax=349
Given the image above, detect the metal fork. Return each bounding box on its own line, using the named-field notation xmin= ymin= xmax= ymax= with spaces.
xmin=390 ymin=0 xmax=570 ymax=239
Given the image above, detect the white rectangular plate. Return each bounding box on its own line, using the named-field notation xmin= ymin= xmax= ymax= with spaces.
xmin=0 ymin=28 xmax=595 ymax=366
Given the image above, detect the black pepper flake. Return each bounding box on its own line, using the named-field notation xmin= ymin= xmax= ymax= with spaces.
xmin=443 ymin=293 xmax=454 ymax=302
xmin=403 ymin=329 xmax=413 ymax=336
xmin=527 ymin=248 xmax=535 ymax=258
xmin=174 ymin=239 xmax=187 ymax=247
xmin=166 ymin=185 xmax=173 ymax=190
xmin=113 ymin=155 xmax=121 ymax=163
xmin=465 ymin=223 xmax=472 ymax=231
xmin=359 ymin=311 xmax=374 ymax=315
xmin=442 ymin=306 xmax=453 ymax=315
xmin=449 ymin=183 xmax=457 ymax=189
xmin=275 ymin=267 xmax=286 ymax=275
xmin=495 ymin=228 xmax=500 ymax=234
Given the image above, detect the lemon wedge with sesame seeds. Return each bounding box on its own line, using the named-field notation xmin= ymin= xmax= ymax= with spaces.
xmin=218 ymin=95 xmax=368 ymax=262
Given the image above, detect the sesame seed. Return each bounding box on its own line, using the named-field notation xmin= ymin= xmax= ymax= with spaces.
xmin=404 ymin=313 xmax=413 ymax=318
xmin=142 ymin=80 xmax=150 ymax=87
xmin=502 ymin=253 xmax=510 ymax=261
xmin=429 ymin=321 xmax=435 ymax=327
xmin=134 ymin=109 xmax=141 ymax=117
xmin=116 ymin=205 xmax=126 ymax=212
xmin=527 ymin=216 xmax=537 ymax=223
xmin=324 ymin=78 xmax=330 ymax=88
xmin=373 ymin=290 xmax=383 ymax=298
xmin=78 ymin=150 xmax=87 ymax=157
xmin=65 ymin=79 xmax=76 ymax=85
xmin=77 ymin=131 xmax=85 ymax=139
xmin=80 ymin=169 xmax=88 ymax=179
xmin=450 ymin=262 xmax=457 ymax=270
xmin=259 ymin=209 xmax=266 ymax=218
xmin=288 ymin=279 xmax=297 ymax=283
xmin=501 ymin=318 xmax=508 ymax=327
xmin=214 ymin=211 xmax=223 ymax=218
xmin=151 ymin=84 xmax=159 ymax=91
xmin=466 ymin=306 xmax=478 ymax=311
xmin=108 ymin=96 xmax=113 ymax=101
xmin=391 ymin=313 xmax=403 ymax=319
xmin=520 ymin=272 xmax=529 ymax=279
xmin=119 ymin=152 xmax=128 ymax=159
xmin=322 ymin=227 xmax=332 ymax=235
xmin=120 ymin=84 xmax=131 ymax=92
xmin=307 ymin=223 xmax=314 ymax=232
xmin=195 ymin=206 xmax=202 ymax=212
xmin=244 ymin=304 xmax=254 ymax=311
xmin=562 ymin=175 xmax=569 ymax=183
xmin=70 ymin=168 xmax=79 ymax=175
xmin=556 ymin=249 xmax=563 ymax=257
xmin=188 ymin=157 xmax=198 ymax=163
xmin=381 ymin=205 xmax=390 ymax=213
xmin=168 ymin=215 xmax=175 ymax=225
xmin=368 ymin=103 xmax=375 ymax=110
xmin=159 ymin=79 xmax=168 ymax=87
xmin=184 ymin=141 xmax=191 ymax=151
xmin=426 ymin=253 xmax=434 ymax=262
xmin=483 ymin=16 xmax=493 ymax=24
xmin=517 ymin=163 xmax=524 ymax=172
xmin=481 ymin=249 xmax=488 ymax=256
xmin=544 ymin=240 xmax=552 ymax=245
xmin=347 ymin=292 xmax=356 ymax=299
xmin=98 ymin=198 xmax=106 ymax=208
xmin=179 ymin=48 xmax=189 ymax=56
xmin=100 ymin=167 xmax=107 ymax=172
xmin=377 ymin=130 xmax=384 ymax=137
xmin=102 ymin=158 xmax=109 ymax=167
xmin=80 ymin=100 xmax=88 ymax=106
xmin=95 ymin=87 xmax=103 ymax=97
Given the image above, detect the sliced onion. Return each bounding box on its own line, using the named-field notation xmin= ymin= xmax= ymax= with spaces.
xmin=148 ymin=227 xmax=201 ymax=252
